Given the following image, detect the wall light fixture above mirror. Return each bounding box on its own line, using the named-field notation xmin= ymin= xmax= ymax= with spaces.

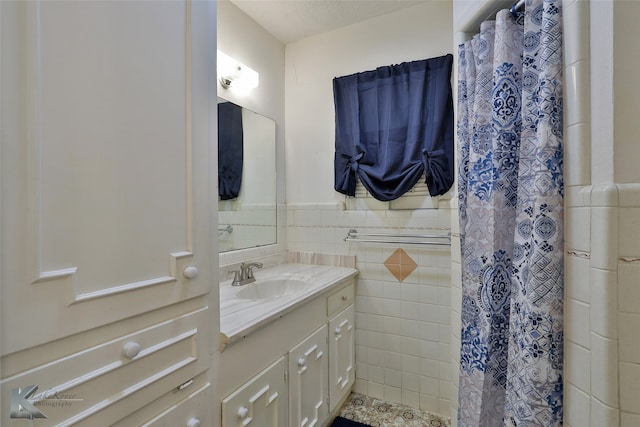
xmin=217 ymin=50 xmax=259 ymax=90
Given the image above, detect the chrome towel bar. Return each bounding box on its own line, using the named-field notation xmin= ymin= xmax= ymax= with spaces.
xmin=219 ymin=225 xmax=233 ymax=236
xmin=343 ymin=228 xmax=451 ymax=246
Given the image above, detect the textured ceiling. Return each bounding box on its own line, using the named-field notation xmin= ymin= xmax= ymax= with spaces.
xmin=229 ymin=0 xmax=431 ymax=44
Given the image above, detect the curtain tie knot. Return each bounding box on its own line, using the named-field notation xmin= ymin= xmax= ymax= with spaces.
xmin=342 ymin=152 xmax=364 ymax=173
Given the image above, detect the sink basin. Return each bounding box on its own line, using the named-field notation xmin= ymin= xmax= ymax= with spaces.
xmin=235 ymin=278 xmax=311 ymax=300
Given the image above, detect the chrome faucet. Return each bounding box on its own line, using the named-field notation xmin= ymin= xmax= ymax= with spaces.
xmin=229 ymin=262 xmax=263 ymax=286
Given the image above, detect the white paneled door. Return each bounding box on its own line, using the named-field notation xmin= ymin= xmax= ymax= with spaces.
xmin=1 ymin=1 xmax=217 ymax=425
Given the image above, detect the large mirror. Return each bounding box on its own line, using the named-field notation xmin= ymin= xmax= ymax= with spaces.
xmin=218 ymin=98 xmax=277 ymax=252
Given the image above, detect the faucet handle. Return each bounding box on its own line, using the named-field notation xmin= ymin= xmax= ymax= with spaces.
xmin=242 ymin=262 xmax=263 ymax=280
xmin=228 ymin=269 xmax=241 ymax=285
xmin=245 ymin=265 xmax=258 ymax=280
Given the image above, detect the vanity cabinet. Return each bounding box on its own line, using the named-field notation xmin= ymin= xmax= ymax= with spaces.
xmin=219 ymin=277 xmax=356 ymax=427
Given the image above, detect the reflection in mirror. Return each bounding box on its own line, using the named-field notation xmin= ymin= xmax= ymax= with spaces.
xmin=218 ymin=98 xmax=277 ymax=252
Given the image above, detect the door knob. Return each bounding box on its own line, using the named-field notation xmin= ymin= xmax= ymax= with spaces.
xmin=237 ymin=406 xmax=249 ymax=419
xmin=183 ymin=266 xmax=199 ymax=279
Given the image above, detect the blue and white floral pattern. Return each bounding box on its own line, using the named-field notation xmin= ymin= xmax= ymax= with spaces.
xmin=457 ymin=1 xmax=563 ymax=426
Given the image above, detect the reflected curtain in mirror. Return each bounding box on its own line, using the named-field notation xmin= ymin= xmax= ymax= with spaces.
xmin=333 ymin=54 xmax=454 ymax=201
xmin=218 ymin=101 xmax=244 ymax=200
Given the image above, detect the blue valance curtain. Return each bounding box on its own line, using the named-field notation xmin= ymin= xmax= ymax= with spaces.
xmin=218 ymin=102 xmax=243 ymax=200
xmin=333 ymin=54 xmax=454 ymax=201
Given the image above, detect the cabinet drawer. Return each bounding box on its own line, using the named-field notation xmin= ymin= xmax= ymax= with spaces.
xmin=0 ymin=307 xmax=209 ymax=426
xmin=139 ymin=382 xmax=211 ymax=427
xmin=111 ymin=373 xmax=211 ymax=427
xmin=327 ymin=282 xmax=354 ymax=317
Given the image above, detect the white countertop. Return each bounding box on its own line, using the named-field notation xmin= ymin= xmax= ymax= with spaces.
xmin=219 ymin=263 xmax=358 ymax=347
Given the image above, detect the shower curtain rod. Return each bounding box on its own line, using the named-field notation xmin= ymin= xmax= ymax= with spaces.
xmin=343 ymin=229 xmax=451 ymax=246
xmin=510 ymin=0 xmax=525 ymax=18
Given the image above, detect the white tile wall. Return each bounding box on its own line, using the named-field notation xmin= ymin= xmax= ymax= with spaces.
xmin=619 ymin=362 xmax=640 ymax=413
xmin=559 ymin=179 xmax=640 ymax=424
xmin=565 ymin=384 xmax=591 ymax=427
xmin=591 ymin=206 xmax=618 ymax=270
xmin=564 ymin=123 xmax=591 ymax=187
xmin=590 ymin=332 xmax=619 ymax=408
xmin=616 ymin=186 xmax=640 ymax=419
xmin=619 ymin=313 xmax=640 ymax=364
xmin=288 ymin=203 xmax=453 ymax=418
xmin=590 ymin=398 xmax=620 ymax=427
xmin=618 ymin=207 xmax=640 ymax=258
xmin=621 ymin=411 xmax=640 ymax=427
xmin=566 ymin=298 xmax=591 ymax=348
xmin=565 ymin=255 xmax=590 ymax=303
xmin=565 ymin=341 xmax=590 ymax=394
xmin=618 ymin=263 xmax=640 ymax=314
xmin=565 ymin=207 xmax=591 ymax=252
xmin=590 ymin=268 xmax=618 ymax=339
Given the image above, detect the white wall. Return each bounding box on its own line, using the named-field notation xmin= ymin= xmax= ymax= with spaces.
xmin=217 ymin=0 xmax=286 ymax=264
xmin=285 ymin=1 xmax=453 ymax=204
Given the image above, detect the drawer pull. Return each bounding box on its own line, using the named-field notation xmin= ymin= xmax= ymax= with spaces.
xmin=297 ymin=357 xmax=306 ymax=367
xmin=122 ymin=341 xmax=141 ymax=359
xmin=341 ymin=295 xmax=347 ymax=301
xmin=183 ymin=266 xmax=199 ymax=279
xmin=237 ymin=406 xmax=250 ymax=419
xmin=187 ymin=418 xmax=201 ymax=427
xmin=177 ymin=379 xmax=194 ymax=391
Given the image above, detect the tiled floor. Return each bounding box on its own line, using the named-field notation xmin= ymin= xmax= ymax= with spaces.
xmin=338 ymin=393 xmax=451 ymax=427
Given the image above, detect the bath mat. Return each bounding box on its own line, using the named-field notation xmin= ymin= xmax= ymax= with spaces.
xmin=331 ymin=416 xmax=372 ymax=427
xmin=337 ymin=392 xmax=451 ymax=426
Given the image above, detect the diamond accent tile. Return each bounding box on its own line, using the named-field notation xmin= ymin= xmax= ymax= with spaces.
xmin=384 ymin=248 xmax=417 ymax=282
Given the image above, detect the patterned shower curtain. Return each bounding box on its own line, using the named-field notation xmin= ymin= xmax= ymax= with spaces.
xmin=457 ymin=0 xmax=563 ymax=425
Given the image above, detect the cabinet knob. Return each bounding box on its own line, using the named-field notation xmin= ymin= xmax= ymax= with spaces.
xmin=186 ymin=418 xmax=201 ymax=427
xmin=341 ymin=295 xmax=348 ymax=301
xmin=122 ymin=341 xmax=141 ymax=359
xmin=335 ymin=327 xmax=342 ymax=335
xmin=237 ymin=406 xmax=249 ymax=419
xmin=183 ymin=266 xmax=199 ymax=279
xmin=297 ymin=357 xmax=306 ymax=367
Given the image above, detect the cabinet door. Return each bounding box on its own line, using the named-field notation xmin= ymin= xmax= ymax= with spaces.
xmin=1 ymin=0 xmax=214 ymax=354
xmin=222 ymin=357 xmax=287 ymax=427
xmin=328 ymin=305 xmax=355 ymax=412
xmin=289 ymin=325 xmax=329 ymax=427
